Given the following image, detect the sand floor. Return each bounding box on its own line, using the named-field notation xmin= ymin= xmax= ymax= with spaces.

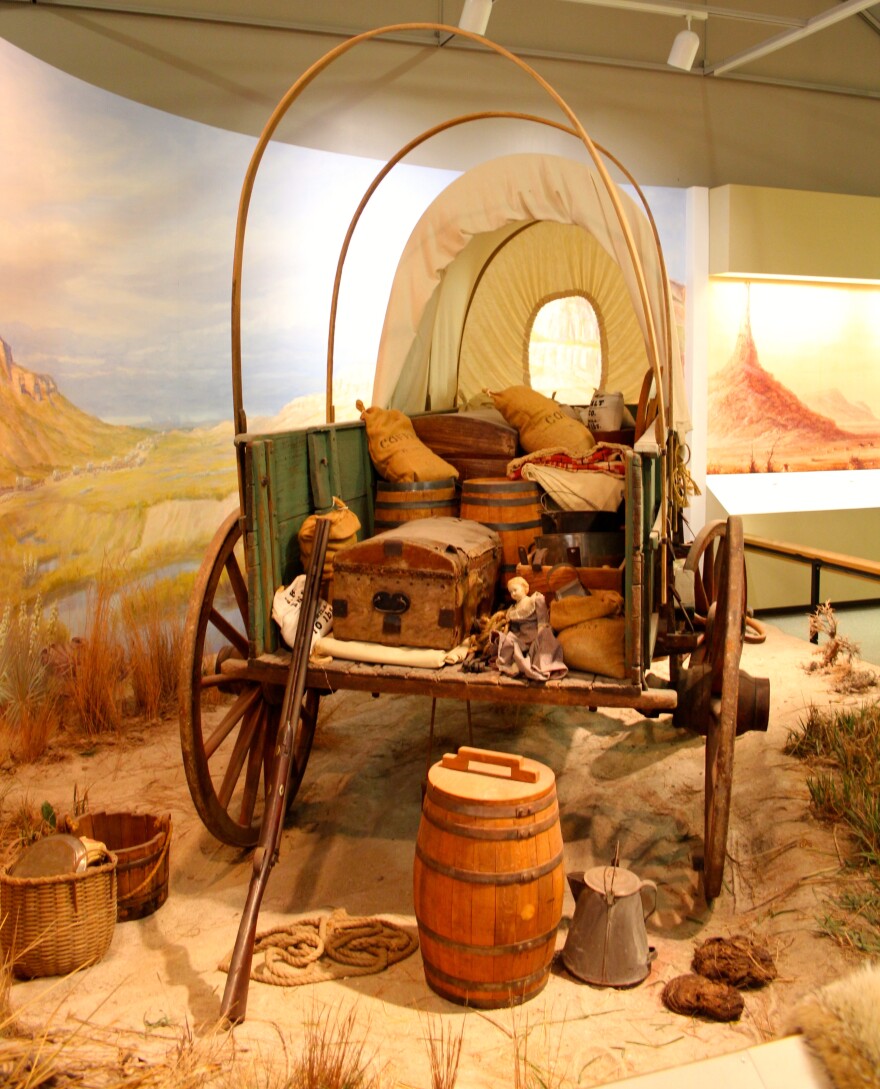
xmin=4 ymin=623 xmax=876 ymax=1087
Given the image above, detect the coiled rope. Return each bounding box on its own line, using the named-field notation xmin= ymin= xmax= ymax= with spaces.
xmin=218 ymin=908 xmax=418 ymax=987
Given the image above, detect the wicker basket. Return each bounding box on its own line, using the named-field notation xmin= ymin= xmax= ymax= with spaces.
xmin=60 ymin=811 xmax=171 ymax=921
xmin=0 ymin=852 xmax=117 ymax=978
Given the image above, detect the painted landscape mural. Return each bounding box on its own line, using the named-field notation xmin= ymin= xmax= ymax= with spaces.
xmin=707 ymin=281 xmax=880 ymax=474
xmin=1 ymin=36 xmax=690 ymax=646
xmin=0 ymin=37 xmax=457 ymax=637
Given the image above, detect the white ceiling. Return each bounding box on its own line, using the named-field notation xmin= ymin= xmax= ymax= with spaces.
xmin=1 ymin=0 xmax=879 ymax=191
xmin=3 ymin=0 xmax=878 ymax=93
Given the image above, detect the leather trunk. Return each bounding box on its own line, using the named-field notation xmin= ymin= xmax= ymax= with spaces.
xmin=331 ymin=517 xmax=501 ymax=650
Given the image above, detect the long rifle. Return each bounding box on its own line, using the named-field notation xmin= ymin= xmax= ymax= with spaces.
xmin=220 ymin=515 xmax=332 ymax=1025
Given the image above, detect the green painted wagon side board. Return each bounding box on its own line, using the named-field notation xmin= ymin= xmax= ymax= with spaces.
xmin=307 ymin=422 xmax=375 ymax=536
xmin=639 ymin=450 xmax=662 ymax=669
xmin=263 ymin=430 xmax=312 ymax=588
xmin=243 ymin=431 xmax=309 ymax=657
xmin=625 ymin=450 xmax=644 ymax=684
xmin=242 ymin=422 xmax=374 ymax=658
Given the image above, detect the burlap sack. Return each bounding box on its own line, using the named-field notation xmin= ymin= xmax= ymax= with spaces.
xmin=557 ymin=616 xmax=626 ymax=678
xmin=298 ymin=497 xmax=361 ymax=580
xmin=486 ymin=386 xmax=595 ymax=454
xmin=550 ymin=590 xmax=623 ymax=632
xmin=357 ymin=401 xmax=459 ymax=482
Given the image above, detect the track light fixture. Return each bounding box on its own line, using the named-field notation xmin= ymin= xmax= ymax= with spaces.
xmin=667 ymin=15 xmax=700 ymax=70
xmin=458 ymin=0 xmax=494 ymax=36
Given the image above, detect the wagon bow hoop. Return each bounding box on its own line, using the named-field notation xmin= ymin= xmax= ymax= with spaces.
xmin=229 ymin=21 xmax=668 ymax=456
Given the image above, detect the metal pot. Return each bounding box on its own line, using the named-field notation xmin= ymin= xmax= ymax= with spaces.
xmin=531 ymin=531 xmax=624 ymax=568
xmin=562 ymin=866 xmax=657 ymax=987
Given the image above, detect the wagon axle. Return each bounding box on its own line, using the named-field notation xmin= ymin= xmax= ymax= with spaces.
xmin=673 ymin=663 xmax=770 ymax=737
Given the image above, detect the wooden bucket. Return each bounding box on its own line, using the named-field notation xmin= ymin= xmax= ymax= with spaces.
xmin=459 ymin=478 xmax=543 ymax=585
xmin=61 ymin=811 xmax=171 ymax=921
xmin=373 ymin=478 xmax=458 ymax=532
xmin=413 ymin=746 xmax=564 ymax=1008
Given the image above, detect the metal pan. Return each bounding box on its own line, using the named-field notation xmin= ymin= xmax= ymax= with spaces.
xmin=532 ymin=531 xmax=624 ymax=568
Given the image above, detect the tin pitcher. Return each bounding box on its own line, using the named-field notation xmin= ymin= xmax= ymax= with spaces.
xmin=562 ymin=865 xmax=657 ymax=987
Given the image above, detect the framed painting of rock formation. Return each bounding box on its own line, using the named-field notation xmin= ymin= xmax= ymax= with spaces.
xmin=707 ymin=281 xmax=880 ymax=475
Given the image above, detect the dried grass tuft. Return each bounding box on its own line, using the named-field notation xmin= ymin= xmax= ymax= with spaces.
xmin=786 ymin=699 xmax=880 ymax=953
xmin=422 ymin=1013 xmax=464 ymax=1089
xmin=289 ymin=1003 xmax=381 ymax=1089
xmin=510 ymin=1008 xmax=566 ymax=1089
xmin=120 ymin=584 xmax=184 ymax=721
xmin=802 ymin=602 xmax=877 ymax=694
xmin=64 ymin=579 xmax=126 ymax=737
xmin=0 ymin=597 xmax=64 ymax=762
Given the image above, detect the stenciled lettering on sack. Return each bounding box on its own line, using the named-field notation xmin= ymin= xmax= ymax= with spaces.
xmin=378 ymin=432 xmax=409 ymax=449
xmin=542 ymin=407 xmax=565 ymax=426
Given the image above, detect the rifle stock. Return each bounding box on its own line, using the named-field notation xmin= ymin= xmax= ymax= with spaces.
xmin=220 ymin=515 xmax=332 ymax=1025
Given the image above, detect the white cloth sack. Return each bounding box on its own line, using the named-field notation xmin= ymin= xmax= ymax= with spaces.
xmin=272 ymin=575 xmax=333 ymax=649
xmin=582 ymin=390 xmax=624 ymax=431
xmin=521 ymin=462 xmax=625 ymax=512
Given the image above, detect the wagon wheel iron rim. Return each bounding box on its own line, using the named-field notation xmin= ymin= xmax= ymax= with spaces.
xmin=179 ymin=511 xmax=319 ymax=847
xmin=697 ymin=516 xmax=745 ymax=901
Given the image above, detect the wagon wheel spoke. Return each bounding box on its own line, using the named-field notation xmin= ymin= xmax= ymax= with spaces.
xmin=217 ymin=698 xmax=264 ymax=809
xmin=224 ymin=550 xmax=249 ymax=626
xmin=208 ymin=607 xmax=249 ymax=659
xmin=179 ymin=511 xmax=321 ymax=847
xmin=204 ymin=686 xmax=260 ymax=759
xmin=239 ymin=703 xmax=269 ymax=826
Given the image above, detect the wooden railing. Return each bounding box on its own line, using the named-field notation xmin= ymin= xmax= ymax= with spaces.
xmin=744 ymin=534 xmax=880 ymax=642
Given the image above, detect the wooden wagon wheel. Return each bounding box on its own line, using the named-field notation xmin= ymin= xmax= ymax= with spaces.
xmin=179 ymin=511 xmax=319 ymax=847
xmin=684 ymin=519 xmax=765 ymax=645
xmin=686 ymin=517 xmax=745 ymax=900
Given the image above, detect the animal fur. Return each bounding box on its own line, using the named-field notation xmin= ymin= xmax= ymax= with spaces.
xmin=792 ymin=961 xmax=880 ymax=1089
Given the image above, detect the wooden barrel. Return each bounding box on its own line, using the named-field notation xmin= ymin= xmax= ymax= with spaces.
xmin=413 ymin=746 xmax=564 ymax=1008
xmin=374 ymin=478 xmax=458 ymax=532
xmin=61 ymin=811 xmax=171 ymax=921
xmin=459 ymin=478 xmax=543 ymax=584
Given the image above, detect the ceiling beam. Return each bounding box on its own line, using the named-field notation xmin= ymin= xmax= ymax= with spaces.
xmin=557 ymin=0 xmax=805 ymax=27
xmin=706 ymin=0 xmax=880 ymax=77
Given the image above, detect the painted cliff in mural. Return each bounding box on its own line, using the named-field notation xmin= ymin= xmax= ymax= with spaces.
xmin=707 ymin=287 xmax=880 ymax=474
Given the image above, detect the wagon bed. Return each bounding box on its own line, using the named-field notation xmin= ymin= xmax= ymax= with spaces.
xmin=179 ymin=417 xmax=759 ymax=908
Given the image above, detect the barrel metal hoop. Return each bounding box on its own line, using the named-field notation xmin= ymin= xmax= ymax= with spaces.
xmin=461 ymin=495 xmax=541 ymax=508
xmin=468 ymin=519 xmax=543 ymax=532
xmin=375 ymin=498 xmax=456 ymax=510
xmin=423 ymin=959 xmax=550 ymax=994
xmin=461 ymin=481 xmax=537 ymax=494
xmin=417 ymin=919 xmax=558 ymax=956
xmin=378 ymin=478 xmax=456 ymax=492
xmin=415 ymin=842 xmax=564 ymax=884
xmin=421 ymin=805 xmax=560 ymax=841
xmin=426 ymin=783 xmax=555 ymax=820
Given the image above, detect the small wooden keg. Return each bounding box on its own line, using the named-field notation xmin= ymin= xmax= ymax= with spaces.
xmin=373 ymin=478 xmax=458 ymax=532
xmin=61 ymin=811 xmax=171 ymax=921
xmin=413 ymin=746 xmax=564 ymax=1008
xmin=459 ymin=478 xmax=542 ymax=586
